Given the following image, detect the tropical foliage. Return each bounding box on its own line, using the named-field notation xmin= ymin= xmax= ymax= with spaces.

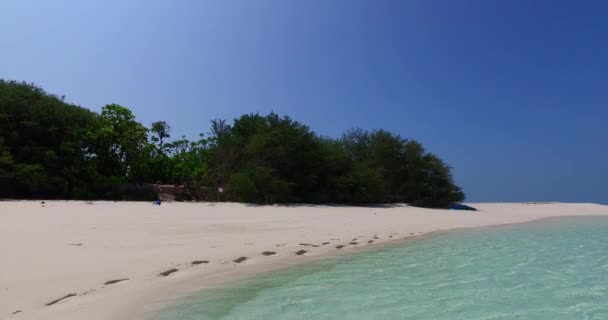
xmin=0 ymin=80 xmax=464 ymax=207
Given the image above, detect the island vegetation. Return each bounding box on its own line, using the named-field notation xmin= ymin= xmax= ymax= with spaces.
xmin=0 ymin=80 xmax=464 ymax=207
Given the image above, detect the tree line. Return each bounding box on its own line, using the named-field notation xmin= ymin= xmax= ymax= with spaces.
xmin=0 ymin=80 xmax=465 ymax=207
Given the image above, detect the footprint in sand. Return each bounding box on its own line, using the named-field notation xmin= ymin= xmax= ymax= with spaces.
xmin=81 ymin=288 xmax=96 ymax=295
xmin=158 ymin=269 xmax=178 ymax=277
xmin=368 ymin=240 xmax=374 ymax=243
xmin=299 ymin=243 xmax=320 ymax=247
xmin=322 ymin=242 xmax=330 ymax=245
xmin=349 ymin=242 xmax=359 ymax=245
xmin=104 ymin=278 xmax=129 ymax=285
xmin=261 ymin=251 xmax=276 ymax=256
xmin=191 ymin=260 xmax=209 ymax=265
xmin=336 ymin=245 xmax=345 ymax=249
xmin=295 ymin=250 xmax=307 ymax=255
xmin=233 ymin=257 xmax=248 ymax=263
xmin=45 ymin=293 xmax=77 ymax=306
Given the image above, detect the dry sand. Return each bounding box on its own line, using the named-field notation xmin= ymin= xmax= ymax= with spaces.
xmin=1 ymin=201 xmax=608 ymax=320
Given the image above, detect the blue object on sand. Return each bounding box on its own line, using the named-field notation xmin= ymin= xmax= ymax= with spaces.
xmin=153 ymin=199 xmax=161 ymax=205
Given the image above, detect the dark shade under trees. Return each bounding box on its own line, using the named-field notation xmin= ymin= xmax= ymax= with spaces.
xmin=0 ymin=80 xmax=464 ymax=207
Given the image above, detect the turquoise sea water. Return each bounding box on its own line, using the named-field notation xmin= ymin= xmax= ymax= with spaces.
xmin=153 ymin=216 xmax=608 ymax=320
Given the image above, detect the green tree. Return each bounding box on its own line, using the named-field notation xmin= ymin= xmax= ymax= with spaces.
xmin=168 ymin=134 xmax=209 ymax=184
xmin=0 ymin=79 xmax=465 ymax=207
xmin=150 ymin=121 xmax=171 ymax=151
xmin=209 ymin=113 xmax=329 ymax=203
xmin=87 ymin=104 xmax=149 ymax=180
xmin=0 ymin=80 xmax=98 ymax=198
xmin=340 ymin=128 xmax=465 ymax=206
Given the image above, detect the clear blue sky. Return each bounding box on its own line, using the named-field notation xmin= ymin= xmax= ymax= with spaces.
xmin=1 ymin=0 xmax=607 ymax=203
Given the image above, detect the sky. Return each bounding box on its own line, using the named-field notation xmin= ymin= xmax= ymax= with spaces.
xmin=1 ymin=0 xmax=607 ymax=203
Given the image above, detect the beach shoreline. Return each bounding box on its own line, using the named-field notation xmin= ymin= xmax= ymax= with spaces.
xmin=2 ymin=201 xmax=608 ymax=320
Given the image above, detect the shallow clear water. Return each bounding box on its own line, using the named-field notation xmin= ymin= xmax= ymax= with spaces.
xmin=154 ymin=216 xmax=608 ymax=320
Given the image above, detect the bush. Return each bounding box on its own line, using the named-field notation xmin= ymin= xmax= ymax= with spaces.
xmin=0 ymin=80 xmax=465 ymax=207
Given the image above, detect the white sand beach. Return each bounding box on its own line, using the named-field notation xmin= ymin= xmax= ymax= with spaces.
xmin=2 ymin=201 xmax=608 ymax=320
